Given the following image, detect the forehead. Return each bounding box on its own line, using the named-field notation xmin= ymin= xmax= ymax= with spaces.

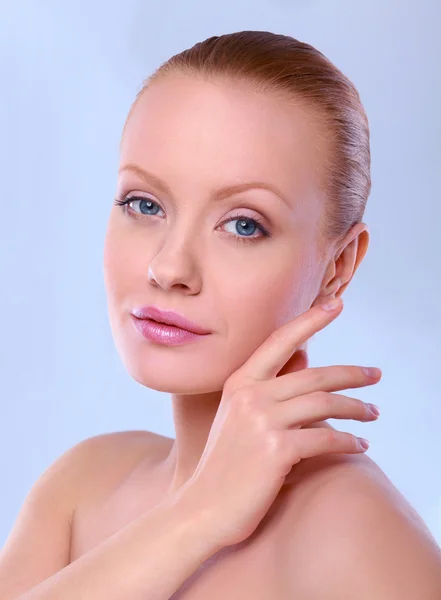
xmin=119 ymin=76 xmax=327 ymax=214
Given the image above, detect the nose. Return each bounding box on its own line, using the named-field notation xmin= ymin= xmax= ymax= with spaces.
xmin=147 ymin=241 xmax=202 ymax=295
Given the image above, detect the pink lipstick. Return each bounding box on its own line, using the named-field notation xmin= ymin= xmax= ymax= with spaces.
xmin=130 ymin=305 xmax=211 ymax=346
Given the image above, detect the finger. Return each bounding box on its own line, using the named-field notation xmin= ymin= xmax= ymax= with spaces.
xmin=284 ymin=427 xmax=368 ymax=463
xmin=259 ymin=364 xmax=382 ymax=402
xmin=237 ymin=298 xmax=343 ymax=383
xmin=270 ymin=391 xmax=379 ymax=429
xmin=276 ymin=348 xmax=309 ymax=377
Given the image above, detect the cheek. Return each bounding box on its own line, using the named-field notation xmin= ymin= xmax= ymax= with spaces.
xmin=221 ymin=259 xmax=314 ymax=348
xmin=103 ymin=225 xmax=138 ymax=301
xmin=103 ymin=235 xmax=121 ymax=297
xmin=220 ymin=267 xmax=297 ymax=348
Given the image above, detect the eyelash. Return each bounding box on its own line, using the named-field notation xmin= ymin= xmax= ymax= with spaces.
xmin=113 ymin=194 xmax=271 ymax=244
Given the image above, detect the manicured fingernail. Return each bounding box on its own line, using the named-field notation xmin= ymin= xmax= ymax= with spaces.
xmin=357 ymin=437 xmax=370 ymax=450
xmin=362 ymin=367 xmax=382 ymax=379
xmin=321 ymin=298 xmax=341 ymax=312
xmin=367 ymin=403 xmax=380 ymax=416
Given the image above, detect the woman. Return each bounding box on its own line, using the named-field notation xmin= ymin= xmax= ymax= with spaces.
xmin=1 ymin=30 xmax=440 ymax=600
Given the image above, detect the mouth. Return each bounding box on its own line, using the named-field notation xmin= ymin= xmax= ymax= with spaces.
xmin=130 ymin=314 xmax=211 ymax=346
xmin=131 ymin=305 xmax=211 ymax=335
xmin=145 ymin=317 xmax=188 ymax=331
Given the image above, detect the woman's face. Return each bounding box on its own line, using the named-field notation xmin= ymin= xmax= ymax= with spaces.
xmin=104 ymin=75 xmax=330 ymax=394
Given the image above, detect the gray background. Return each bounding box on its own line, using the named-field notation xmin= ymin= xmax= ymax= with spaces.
xmin=1 ymin=0 xmax=440 ymax=546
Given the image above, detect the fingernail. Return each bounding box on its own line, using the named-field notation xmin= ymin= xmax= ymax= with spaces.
xmin=362 ymin=367 xmax=382 ymax=379
xmin=367 ymin=403 xmax=380 ymax=416
xmin=357 ymin=437 xmax=370 ymax=450
xmin=321 ymin=298 xmax=341 ymax=312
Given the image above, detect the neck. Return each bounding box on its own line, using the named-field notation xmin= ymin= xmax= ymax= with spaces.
xmin=165 ymin=390 xmax=223 ymax=495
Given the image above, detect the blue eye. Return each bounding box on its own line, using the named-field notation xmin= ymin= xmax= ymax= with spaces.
xmin=221 ymin=215 xmax=270 ymax=242
xmin=114 ymin=196 xmax=164 ymax=217
xmin=113 ymin=194 xmax=271 ymax=244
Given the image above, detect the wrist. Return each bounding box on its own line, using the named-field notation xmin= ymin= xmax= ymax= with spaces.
xmin=164 ymin=485 xmax=222 ymax=558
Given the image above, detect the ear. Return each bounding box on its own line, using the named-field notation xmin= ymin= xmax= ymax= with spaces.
xmin=312 ymin=223 xmax=370 ymax=306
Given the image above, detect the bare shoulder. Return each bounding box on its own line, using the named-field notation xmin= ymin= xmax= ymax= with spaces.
xmin=283 ymin=451 xmax=435 ymax=537
xmin=279 ymin=453 xmax=441 ymax=598
xmin=72 ymin=429 xmax=171 ymax=512
xmin=76 ymin=429 xmax=169 ymax=463
xmin=0 ymin=430 xmax=169 ymax=599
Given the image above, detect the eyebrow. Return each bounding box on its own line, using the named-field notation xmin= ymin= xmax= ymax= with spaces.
xmin=118 ymin=163 xmax=290 ymax=207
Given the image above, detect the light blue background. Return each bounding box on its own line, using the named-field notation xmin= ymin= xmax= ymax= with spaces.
xmin=1 ymin=0 xmax=440 ymax=548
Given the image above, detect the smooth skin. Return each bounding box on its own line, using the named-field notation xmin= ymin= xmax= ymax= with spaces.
xmin=176 ymin=296 xmax=382 ymax=549
xmin=101 ymin=74 xmax=441 ymax=597
xmin=104 ymin=74 xmax=371 ymax=496
xmin=1 ymin=73 xmax=438 ymax=599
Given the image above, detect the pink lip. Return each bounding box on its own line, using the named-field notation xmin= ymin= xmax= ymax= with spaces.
xmin=130 ymin=317 xmax=208 ymax=346
xmin=131 ymin=305 xmax=211 ymax=335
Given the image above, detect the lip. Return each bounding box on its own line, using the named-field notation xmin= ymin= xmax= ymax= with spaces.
xmin=131 ymin=305 xmax=211 ymax=335
xmin=130 ymin=317 xmax=208 ymax=346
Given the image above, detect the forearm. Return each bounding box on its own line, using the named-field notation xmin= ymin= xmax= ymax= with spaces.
xmin=17 ymin=493 xmax=219 ymax=600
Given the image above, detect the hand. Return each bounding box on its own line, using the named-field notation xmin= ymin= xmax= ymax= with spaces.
xmin=177 ymin=297 xmax=382 ymax=549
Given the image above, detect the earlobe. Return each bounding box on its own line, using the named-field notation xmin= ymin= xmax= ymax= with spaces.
xmin=310 ymin=277 xmax=342 ymax=310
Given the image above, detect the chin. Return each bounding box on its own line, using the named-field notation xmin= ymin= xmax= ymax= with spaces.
xmin=113 ymin=323 xmax=241 ymax=395
xmin=122 ymin=359 xmax=226 ymax=395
